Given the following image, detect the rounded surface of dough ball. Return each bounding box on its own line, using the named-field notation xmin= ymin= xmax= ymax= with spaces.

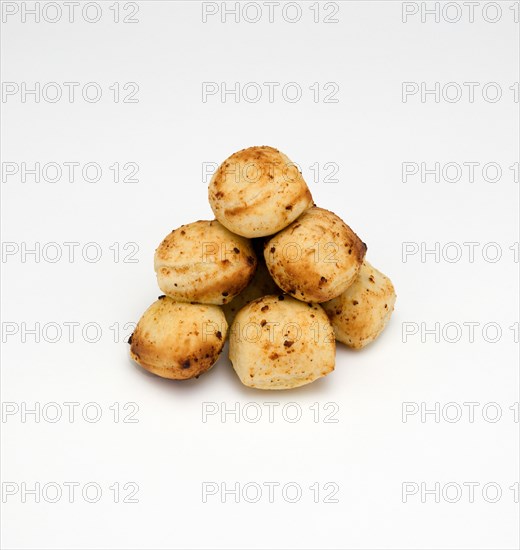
xmin=322 ymin=261 xmax=396 ymax=349
xmin=265 ymin=207 xmax=366 ymax=303
xmin=208 ymin=146 xmax=313 ymax=238
xmin=129 ymin=297 xmax=228 ymax=379
xmin=154 ymin=220 xmax=256 ymax=305
xmin=229 ymin=294 xmax=335 ymax=390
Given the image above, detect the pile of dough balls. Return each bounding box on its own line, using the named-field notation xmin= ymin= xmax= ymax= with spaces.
xmin=129 ymin=146 xmax=396 ymax=390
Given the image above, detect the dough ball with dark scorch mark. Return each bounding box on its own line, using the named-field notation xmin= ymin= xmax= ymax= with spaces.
xmin=264 ymin=206 xmax=367 ymax=303
xmin=129 ymin=297 xmax=228 ymax=380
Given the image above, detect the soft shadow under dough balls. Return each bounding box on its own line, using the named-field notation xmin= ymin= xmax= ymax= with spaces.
xmin=208 ymin=146 xmax=313 ymax=238
xmin=229 ymin=295 xmax=335 ymax=390
xmin=129 ymin=297 xmax=228 ymax=379
xmin=322 ymin=261 xmax=396 ymax=349
xmin=154 ymin=220 xmax=257 ymax=305
xmin=264 ymin=207 xmax=367 ymax=303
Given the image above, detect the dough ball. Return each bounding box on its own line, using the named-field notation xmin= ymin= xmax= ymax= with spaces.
xmin=154 ymin=220 xmax=257 ymax=305
xmin=322 ymin=261 xmax=396 ymax=349
xmin=222 ymin=257 xmax=281 ymax=325
xmin=208 ymin=146 xmax=313 ymax=238
xmin=129 ymin=296 xmax=228 ymax=379
xmin=264 ymin=207 xmax=367 ymax=303
xmin=229 ymin=295 xmax=335 ymax=390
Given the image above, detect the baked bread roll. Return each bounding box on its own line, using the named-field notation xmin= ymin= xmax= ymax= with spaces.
xmin=322 ymin=261 xmax=396 ymax=349
xmin=264 ymin=207 xmax=366 ymax=303
xmin=229 ymin=294 xmax=335 ymax=389
xmin=208 ymin=146 xmax=313 ymax=238
xmin=154 ymin=220 xmax=256 ymax=305
xmin=129 ymin=296 xmax=228 ymax=379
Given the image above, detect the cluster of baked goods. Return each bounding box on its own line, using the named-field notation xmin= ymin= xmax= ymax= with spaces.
xmin=129 ymin=146 xmax=396 ymax=390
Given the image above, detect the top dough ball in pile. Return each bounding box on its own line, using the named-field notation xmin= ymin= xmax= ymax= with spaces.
xmin=208 ymin=146 xmax=314 ymax=238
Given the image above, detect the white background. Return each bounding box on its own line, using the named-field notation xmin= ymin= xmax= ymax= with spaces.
xmin=1 ymin=1 xmax=519 ymax=549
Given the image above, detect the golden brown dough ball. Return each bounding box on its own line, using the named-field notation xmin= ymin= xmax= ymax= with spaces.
xmin=264 ymin=207 xmax=366 ymax=303
xmin=154 ymin=220 xmax=256 ymax=305
xmin=129 ymin=296 xmax=228 ymax=379
xmin=229 ymin=295 xmax=335 ymax=390
xmin=208 ymin=146 xmax=313 ymax=238
xmin=322 ymin=261 xmax=396 ymax=349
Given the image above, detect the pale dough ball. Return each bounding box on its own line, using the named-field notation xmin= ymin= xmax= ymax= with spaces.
xmin=129 ymin=296 xmax=228 ymax=379
xmin=264 ymin=207 xmax=367 ymax=303
xmin=208 ymin=146 xmax=313 ymax=238
xmin=229 ymin=294 xmax=335 ymax=390
xmin=154 ymin=220 xmax=256 ymax=305
xmin=322 ymin=261 xmax=396 ymax=349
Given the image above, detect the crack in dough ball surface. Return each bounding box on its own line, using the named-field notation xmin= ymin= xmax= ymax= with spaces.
xmin=264 ymin=207 xmax=367 ymax=303
xmin=154 ymin=220 xmax=257 ymax=305
xmin=322 ymin=261 xmax=396 ymax=349
xmin=129 ymin=297 xmax=228 ymax=379
xmin=229 ymin=294 xmax=335 ymax=390
xmin=208 ymin=146 xmax=313 ymax=238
